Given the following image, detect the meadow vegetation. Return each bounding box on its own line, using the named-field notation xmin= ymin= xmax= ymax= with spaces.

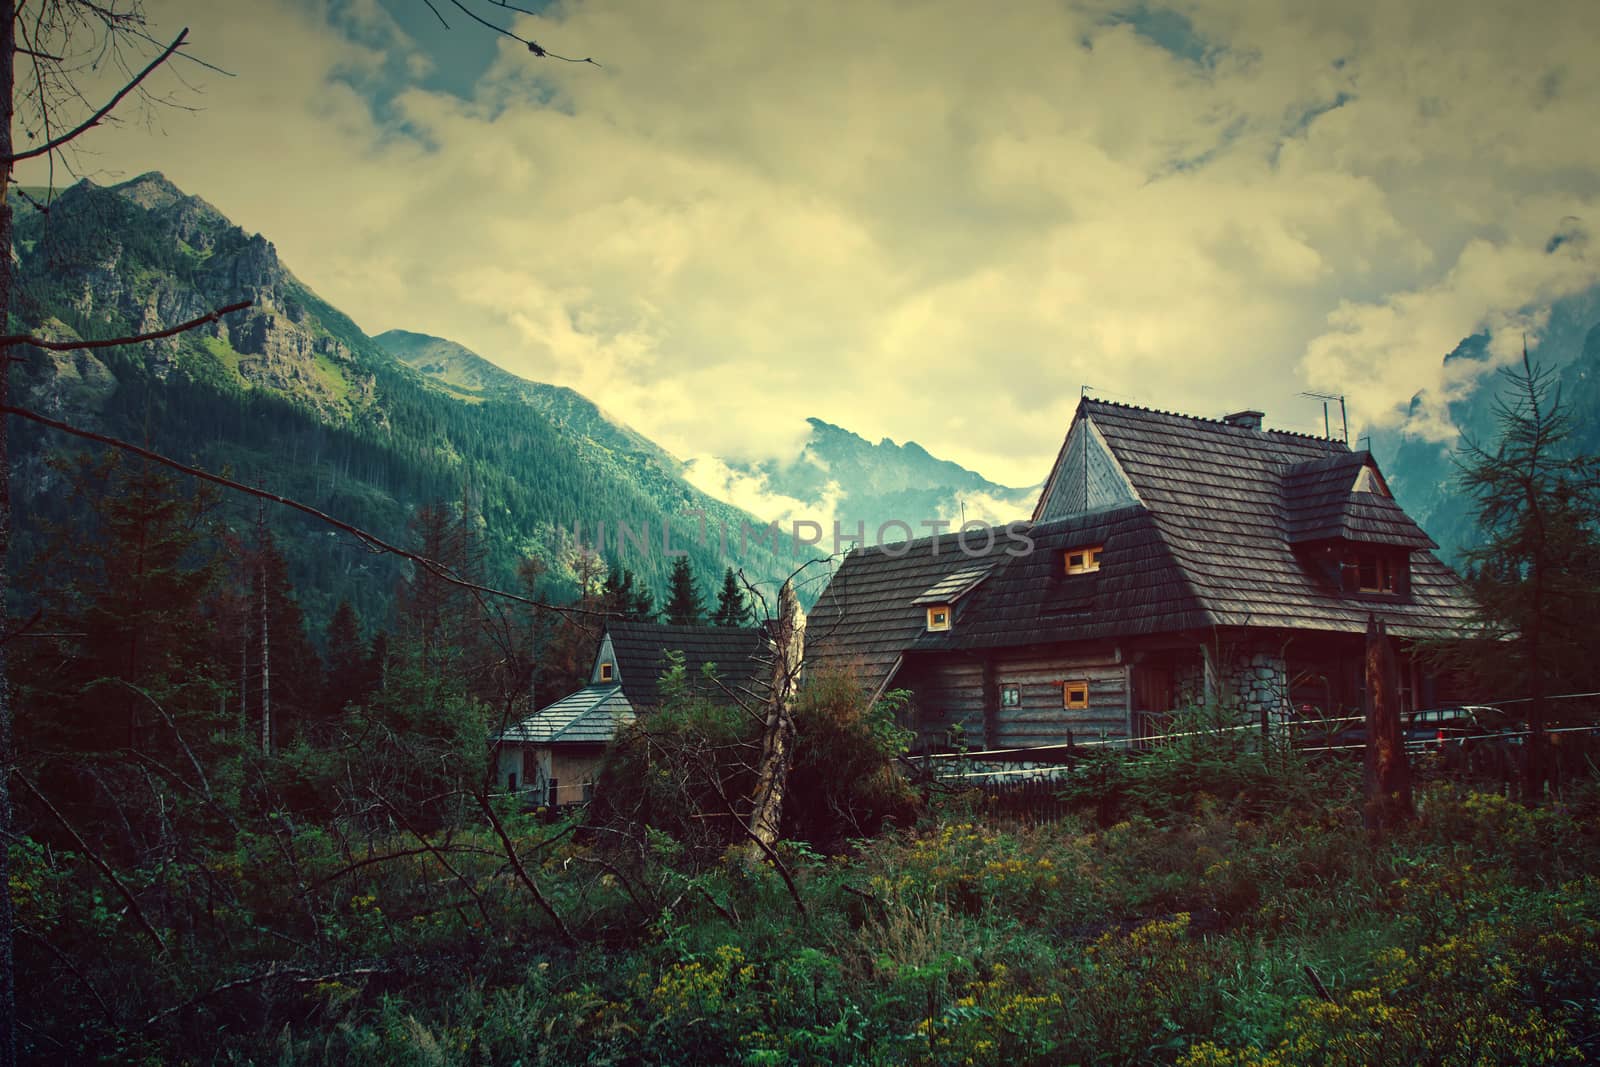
xmin=15 ymin=684 xmax=1600 ymax=1064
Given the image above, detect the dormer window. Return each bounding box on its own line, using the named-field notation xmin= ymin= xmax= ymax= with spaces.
xmin=926 ymin=605 xmax=952 ymax=632
xmin=1342 ymin=550 xmax=1405 ymax=595
xmin=1064 ymin=545 xmax=1103 ymax=575
xmin=598 ymin=662 xmax=615 ymax=682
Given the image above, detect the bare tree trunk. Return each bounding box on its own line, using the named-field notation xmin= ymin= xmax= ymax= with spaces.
xmin=254 ymin=508 xmax=270 ymax=751
xmin=1363 ymin=615 xmax=1412 ymax=833
xmin=259 ymin=545 xmax=270 ymax=756
xmin=1 ymin=2 xmax=20 ymax=1057
xmin=744 ymin=580 xmax=804 ymax=863
xmin=1523 ymin=552 xmax=1548 ymax=803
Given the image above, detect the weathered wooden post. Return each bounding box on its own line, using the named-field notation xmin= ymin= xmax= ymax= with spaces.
xmin=745 ymin=580 xmax=805 ymax=864
xmin=1363 ymin=615 xmax=1413 ymax=832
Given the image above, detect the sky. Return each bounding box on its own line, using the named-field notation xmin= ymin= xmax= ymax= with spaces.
xmin=20 ymin=0 xmax=1600 ymax=492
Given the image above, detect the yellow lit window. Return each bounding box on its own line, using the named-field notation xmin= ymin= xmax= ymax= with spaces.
xmin=1063 ymin=681 xmax=1089 ymax=709
xmin=1065 ymin=545 xmax=1103 ymax=575
xmin=598 ymin=662 xmax=614 ymax=682
xmin=926 ymin=606 xmax=951 ymax=632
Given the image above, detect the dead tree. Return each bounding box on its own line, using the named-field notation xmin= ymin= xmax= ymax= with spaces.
xmin=1363 ymin=615 xmax=1413 ymax=833
xmin=744 ymin=579 xmax=804 ymax=865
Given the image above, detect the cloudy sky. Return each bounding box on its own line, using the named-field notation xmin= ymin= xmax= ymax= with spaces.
xmin=22 ymin=0 xmax=1600 ymax=489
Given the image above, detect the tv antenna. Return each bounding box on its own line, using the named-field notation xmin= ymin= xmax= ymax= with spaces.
xmin=1300 ymin=391 xmax=1347 ymax=444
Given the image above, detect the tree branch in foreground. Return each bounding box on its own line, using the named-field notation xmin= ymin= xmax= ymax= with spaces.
xmin=0 ymin=299 xmax=251 ymax=351
xmin=2 ymin=404 xmax=599 ymax=620
xmin=5 ymin=28 xmax=191 ymax=165
xmin=473 ymin=792 xmax=574 ymax=943
xmin=12 ymin=774 xmax=167 ymax=955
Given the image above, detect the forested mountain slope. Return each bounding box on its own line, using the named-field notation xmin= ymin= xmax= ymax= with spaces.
xmin=5 ymin=174 xmax=811 ymax=634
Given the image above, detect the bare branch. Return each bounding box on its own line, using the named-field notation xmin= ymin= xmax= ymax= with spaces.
xmin=372 ymin=790 xmax=495 ymax=930
xmin=12 ymin=773 xmax=167 ymax=955
xmin=421 ymin=0 xmax=450 ymax=29
xmin=473 ymin=792 xmax=574 ymax=943
xmin=448 ymin=0 xmax=600 ymax=66
xmin=143 ymin=965 xmax=384 ymax=1029
xmin=0 ymin=298 xmax=250 ymax=351
xmin=6 ymin=27 xmax=189 ymax=164
xmin=2 ymin=403 xmax=600 ymax=620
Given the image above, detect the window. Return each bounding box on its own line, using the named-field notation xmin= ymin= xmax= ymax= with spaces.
xmin=598 ymin=661 xmax=614 ymax=682
xmin=1000 ymin=683 xmax=1020 ymax=708
xmin=1064 ymin=545 xmax=1103 ymax=575
xmin=1063 ymin=680 xmax=1090 ymax=709
xmin=926 ymin=605 xmax=952 ymax=632
xmin=1348 ymin=551 xmax=1400 ymax=594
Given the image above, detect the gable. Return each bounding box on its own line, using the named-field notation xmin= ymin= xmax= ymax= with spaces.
xmin=1033 ymin=411 xmax=1140 ymax=522
xmin=590 ymin=633 xmax=619 ymax=685
xmin=1282 ymin=452 xmax=1435 ymax=549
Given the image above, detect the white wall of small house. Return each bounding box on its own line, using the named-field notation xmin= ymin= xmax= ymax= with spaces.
xmin=496 ymin=744 xmax=527 ymax=791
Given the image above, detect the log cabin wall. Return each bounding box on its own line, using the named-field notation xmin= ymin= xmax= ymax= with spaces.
xmin=897 ymin=644 xmax=1130 ymax=751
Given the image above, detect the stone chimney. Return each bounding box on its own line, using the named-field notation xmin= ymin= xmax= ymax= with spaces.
xmin=1223 ymin=410 xmax=1264 ymax=431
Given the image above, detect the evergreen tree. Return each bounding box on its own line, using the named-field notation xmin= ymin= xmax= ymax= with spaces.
xmin=320 ymin=600 xmax=372 ymax=728
xmin=14 ymin=453 xmax=235 ymax=856
xmin=1456 ymin=350 xmax=1600 ymax=800
xmin=663 ymin=555 xmax=705 ymax=626
xmin=630 ymin=579 xmax=657 ymax=622
xmin=712 ymin=567 xmax=751 ymax=627
xmin=244 ymin=516 xmax=322 ymax=751
xmin=602 ymin=566 xmax=657 ymax=621
xmin=392 ymin=500 xmax=486 ymax=685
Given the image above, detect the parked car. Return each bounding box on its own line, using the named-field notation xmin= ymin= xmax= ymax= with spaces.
xmin=1294 ymin=705 xmax=1524 ymax=773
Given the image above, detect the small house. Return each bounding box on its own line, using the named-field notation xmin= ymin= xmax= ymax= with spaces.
xmin=495 ymin=620 xmax=771 ymax=806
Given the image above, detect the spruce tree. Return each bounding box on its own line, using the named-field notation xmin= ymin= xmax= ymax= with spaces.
xmin=321 ymin=600 xmax=372 ymax=727
xmin=663 ymin=556 xmax=705 ymax=626
xmin=713 ymin=567 xmax=750 ymax=627
xmin=602 ymin=566 xmax=658 ymax=622
xmin=1456 ymin=350 xmax=1600 ymax=800
xmin=246 ymin=518 xmax=322 ymax=751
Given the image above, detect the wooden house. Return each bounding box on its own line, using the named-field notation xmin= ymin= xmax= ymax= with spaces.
xmin=494 ymin=620 xmax=771 ymax=805
xmin=807 ymin=399 xmax=1477 ymax=751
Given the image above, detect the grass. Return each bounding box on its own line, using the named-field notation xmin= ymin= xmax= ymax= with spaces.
xmin=201 ymin=333 xmax=249 ymax=387
xmin=15 ymin=744 xmax=1600 ymax=1064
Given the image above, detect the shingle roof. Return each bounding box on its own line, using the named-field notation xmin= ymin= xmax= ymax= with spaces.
xmin=1282 ymin=452 xmax=1435 ymax=548
xmin=1078 ymin=399 xmax=1470 ymax=635
xmin=932 ymin=506 xmax=1210 ymax=651
xmin=498 ymin=684 xmax=635 ymax=744
xmin=607 ymin=620 xmax=772 ymax=709
xmin=807 ymin=399 xmax=1477 ymax=695
xmin=806 ymin=529 xmax=1022 ymax=691
xmin=911 ymin=564 xmax=994 ymax=605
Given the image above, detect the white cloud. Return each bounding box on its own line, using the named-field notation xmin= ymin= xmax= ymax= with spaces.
xmin=681 ymin=456 xmax=843 ymax=535
xmin=20 ymin=0 xmax=1600 ymax=485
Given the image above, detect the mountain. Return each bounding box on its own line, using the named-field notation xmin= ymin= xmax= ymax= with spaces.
xmin=711 ymin=417 xmax=1039 ymax=540
xmin=1370 ymin=285 xmax=1600 ymax=565
xmin=6 ymin=173 xmax=812 ymax=631
xmin=374 ymin=329 xmax=674 ymax=464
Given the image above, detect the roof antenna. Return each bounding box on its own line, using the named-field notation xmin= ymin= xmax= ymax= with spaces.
xmin=1300 ymin=391 xmax=1347 ymax=445
xmin=1081 ymin=384 xmax=1094 ymax=398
